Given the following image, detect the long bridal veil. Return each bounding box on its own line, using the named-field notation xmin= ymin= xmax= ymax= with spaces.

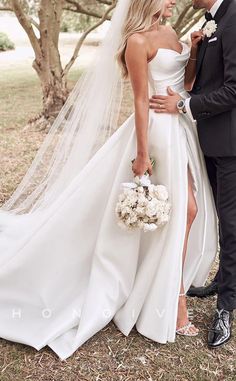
xmin=1 ymin=0 xmax=131 ymax=215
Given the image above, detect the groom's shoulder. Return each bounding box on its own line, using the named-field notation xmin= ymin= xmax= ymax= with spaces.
xmin=226 ymin=0 xmax=236 ymax=17
xmin=230 ymin=0 xmax=236 ymax=8
xmin=221 ymin=0 xmax=236 ymax=28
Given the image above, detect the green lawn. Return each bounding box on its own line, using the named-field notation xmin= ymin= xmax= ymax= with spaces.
xmin=0 ymin=55 xmax=235 ymax=381
xmin=0 ymin=62 xmax=83 ymax=203
xmin=0 ymin=64 xmax=81 ymax=130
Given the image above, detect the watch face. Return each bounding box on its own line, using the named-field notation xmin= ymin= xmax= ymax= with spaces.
xmin=177 ymin=100 xmax=184 ymax=109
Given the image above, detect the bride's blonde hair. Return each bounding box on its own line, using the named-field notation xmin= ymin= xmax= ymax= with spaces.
xmin=116 ymin=0 xmax=165 ymax=78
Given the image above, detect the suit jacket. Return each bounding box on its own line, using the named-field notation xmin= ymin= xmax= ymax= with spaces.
xmin=190 ymin=0 xmax=236 ymax=156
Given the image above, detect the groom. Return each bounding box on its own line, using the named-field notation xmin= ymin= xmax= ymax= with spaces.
xmin=150 ymin=0 xmax=236 ymax=348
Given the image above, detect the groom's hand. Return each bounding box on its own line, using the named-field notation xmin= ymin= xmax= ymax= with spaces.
xmin=149 ymin=87 xmax=181 ymax=114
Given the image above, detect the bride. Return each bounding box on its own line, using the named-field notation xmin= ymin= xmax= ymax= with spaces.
xmin=0 ymin=0 xmax=217 ymax=360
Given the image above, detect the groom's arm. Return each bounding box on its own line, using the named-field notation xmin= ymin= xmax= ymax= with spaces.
xmin=190 ymin=22 xmax=236 ymax=121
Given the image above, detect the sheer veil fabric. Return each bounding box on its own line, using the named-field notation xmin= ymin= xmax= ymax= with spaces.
xmin=1 ymin=0 xmax=131 ymax=215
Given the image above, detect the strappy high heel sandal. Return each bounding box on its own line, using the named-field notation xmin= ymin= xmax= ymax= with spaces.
xmin=176 ymin=293 xmax=199 ymax=337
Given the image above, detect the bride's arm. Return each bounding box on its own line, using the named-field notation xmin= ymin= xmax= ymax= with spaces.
xmin=125 ymin=35 xmax=153 ymax=177
xmin=184 ymin=31 xmax=203 ymax=91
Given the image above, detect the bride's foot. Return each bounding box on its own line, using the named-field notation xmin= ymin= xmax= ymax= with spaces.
xmin=176 ymin=294 xmax=199 ymax=337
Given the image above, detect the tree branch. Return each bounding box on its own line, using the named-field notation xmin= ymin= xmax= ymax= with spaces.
xmin=63 ymin=1 xmax=116 ymax=76
xmin=29 ymin=16 xmax=40 ymax=31
xmin=63 ymin=0 xmax=112 ymax=20
xmin=179 ymin=11 xmax=204 ymax=37
xmin=48 ymin=0 xmax=64 ymax=75
xmin=0 ymin=6 xmax=13 ymax=11
xmin=38 ymin=0 xmax=51 ymax=77
xmin=173 ymin=4 xmax=192 ymax=31
xmin=10 ymin=0 xmax=41 ymax=57
xmin=0 ymin=4 xmax=39 ymax=30
xmin=96 ymin=0 xmax=113 ymax=4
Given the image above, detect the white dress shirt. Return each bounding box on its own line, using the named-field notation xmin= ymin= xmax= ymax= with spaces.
xmin=210 ymin=0 xmax=224 ymax=16
xmin=185 ymin=0 xmax=224 ymax=121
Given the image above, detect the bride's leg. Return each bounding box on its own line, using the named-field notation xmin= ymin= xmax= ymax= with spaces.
xmin=176 ymin=167 xmax=199 ymax=335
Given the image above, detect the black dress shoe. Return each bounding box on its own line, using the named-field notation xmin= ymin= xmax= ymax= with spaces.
xmin=208 ymin=309 xmax=233 ymax=348
xmin=186 ymin=280 xmax=218 ymax=298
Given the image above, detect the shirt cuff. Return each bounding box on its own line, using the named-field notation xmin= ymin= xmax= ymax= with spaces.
xmin=185 ymin=98 xmax=196 ymax=123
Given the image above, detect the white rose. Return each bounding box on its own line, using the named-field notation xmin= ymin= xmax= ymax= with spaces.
xmin=158 ymin=214 xmax=169 ymax=225
xmin=138 ymin=195 xmax=148 ymax=205
xmin=136 ymin=206 xmax=145 ymax=215
xmin=146 ymin=199 xmax=159 ymax=215
xmin=137 ymin=186 xmax=144 ymax=193
xmin=146 ymin=207 xmax=157 ymax=217
xmin=130 ymin=216 xmax=138 ymax=223
xmin=137 ymin=221 xmax=144 ymax=229
xmin=155 ymin=185 xmax=169 ymax=201
xmin=143 ymin=223 xmax=157 ymax=232
xmin=122 ymin=206 xmax=131 ymax=215
xmin=128 ymin=198 xmax=137 ymax=207
xmin=148 ymin=184 xmax=155 ymax=193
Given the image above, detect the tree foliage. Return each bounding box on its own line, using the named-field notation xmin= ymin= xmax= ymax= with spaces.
xmin=60 ymin=12 xmax=94 ymax=33
xmin=0 ymin=31 xmax=15 ymax=50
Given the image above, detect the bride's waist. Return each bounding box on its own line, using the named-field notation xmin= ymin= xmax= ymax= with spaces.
xmin=151 ymin=82 xmax=188 ymax=97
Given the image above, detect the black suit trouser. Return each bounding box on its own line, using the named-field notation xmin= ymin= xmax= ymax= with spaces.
xmin=204 ymin=156 xmax=236 ymax=311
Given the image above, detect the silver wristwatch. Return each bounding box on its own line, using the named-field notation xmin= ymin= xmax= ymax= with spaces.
xmin=177 ymin=99 xmax=187 ymax=114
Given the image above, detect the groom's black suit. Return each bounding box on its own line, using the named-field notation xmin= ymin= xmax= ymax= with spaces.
xmin=190 ymin=0 xmax=236 ymax=311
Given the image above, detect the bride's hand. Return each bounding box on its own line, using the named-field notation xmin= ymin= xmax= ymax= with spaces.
xmin=132 ymin=155 xmax=153 ymax=177
xmin=191 ymin=31 xmax=204 ymax=50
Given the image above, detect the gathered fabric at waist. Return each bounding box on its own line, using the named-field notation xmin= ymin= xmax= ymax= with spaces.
xmin=150 ymin=81 xmax=188 ymax=98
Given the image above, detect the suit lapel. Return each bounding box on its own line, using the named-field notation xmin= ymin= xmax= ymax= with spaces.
xmin=214 ymin=0 xmax=232 ymax=22
xmin=196 ymin=37 xmax=208 ymax=77
xmin=196 ymin=0 xmax=232 ymax=77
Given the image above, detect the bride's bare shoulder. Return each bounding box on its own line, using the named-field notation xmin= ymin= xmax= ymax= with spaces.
xmin=127 ymin=33 xmax=147 ymax=48
xmin=125 ymin=33 xmax=148 ymax=59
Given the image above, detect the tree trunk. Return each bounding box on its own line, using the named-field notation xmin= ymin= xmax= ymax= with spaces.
xmin=3 ymin=0 xmax=114 ymax=128
xmin=42 ymin=76 xmax=69 ymax=120
xmin=32 ymin=58 xmax=69 ymax=127
xmin=29 ymin=0 xmax=69 ymax=128
xmin=9 ymin=0 xmax=68 ymax=129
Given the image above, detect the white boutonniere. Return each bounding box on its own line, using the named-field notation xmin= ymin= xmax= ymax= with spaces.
xmin=203 ymin=20 xmax=218 ymax=38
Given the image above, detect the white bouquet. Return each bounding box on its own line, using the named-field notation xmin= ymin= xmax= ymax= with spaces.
xmin=115 ymin=159 xmax=171 ymax=232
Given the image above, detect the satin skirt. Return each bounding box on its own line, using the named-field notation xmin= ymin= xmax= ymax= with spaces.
xmin=0 ymin=109 xmax=218 ymax=360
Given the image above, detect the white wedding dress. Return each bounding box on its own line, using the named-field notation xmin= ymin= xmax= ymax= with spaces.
xmin=0 ymin=42 xmax=218 ymax=360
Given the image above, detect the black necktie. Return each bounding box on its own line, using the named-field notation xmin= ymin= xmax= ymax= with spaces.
xmin=205 ymin=12 xmax=213 ymax=21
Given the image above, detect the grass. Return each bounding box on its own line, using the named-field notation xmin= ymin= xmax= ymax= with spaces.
xmin=0 ymin=52 xmax=235 ymax=381
xmin=0 ymin=59 xmax=132 ymax=205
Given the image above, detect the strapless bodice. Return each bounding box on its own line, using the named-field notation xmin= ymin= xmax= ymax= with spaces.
xmin=148 ymin=41 xmax=190 ymax=96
